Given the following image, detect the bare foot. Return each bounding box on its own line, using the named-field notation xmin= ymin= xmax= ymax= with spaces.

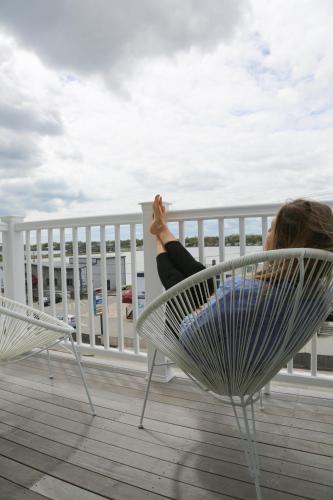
xmin=150 ymin=194 xmax=167 ymax=235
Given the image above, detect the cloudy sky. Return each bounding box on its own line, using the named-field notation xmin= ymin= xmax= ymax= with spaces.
xmin=0 ymin=0 xmax=332 ymax=221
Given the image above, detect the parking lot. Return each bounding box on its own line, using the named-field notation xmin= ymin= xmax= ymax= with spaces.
xmin=42 ymin=294 xmax=143 ymax=350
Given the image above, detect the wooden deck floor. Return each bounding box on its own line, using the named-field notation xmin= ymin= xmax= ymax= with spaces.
xmin=0 ymin=355 xmax=332 ymax=500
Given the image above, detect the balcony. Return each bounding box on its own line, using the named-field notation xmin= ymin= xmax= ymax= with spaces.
xmin=1 ymin=201 xmax=333 ymax=383
xmin=0 ymin=201 xmax=333 ymax=499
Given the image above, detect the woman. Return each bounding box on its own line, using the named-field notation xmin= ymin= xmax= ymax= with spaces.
xmin=150 ymin=195 xmax=333 ymax=337
xmin=151 ymin=194 xmax=333 ymax=288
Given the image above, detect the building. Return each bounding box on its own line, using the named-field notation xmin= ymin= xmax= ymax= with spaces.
xmin=71 ymin=255 xmax=126 ymax=292
xmin=29 ymin=262 xmax=87 ymax=299
xmin=27 ymin=255 xmax=126 ymax=299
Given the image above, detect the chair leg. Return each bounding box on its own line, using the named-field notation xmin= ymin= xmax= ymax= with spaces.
xmin=264 ymin=382 xmax=271 ymax=395
xmin=69 ymin=333 xmax=96 ymax=416
xmin=46 ymin=349 xmax=54 ymax=379
xmin=139 ymin=347 xmax=157 ymax=429
xmin=259 ymin=389 xmax=264 ymax=410
xmin=232 ymin=397 xmax=262 ymax=500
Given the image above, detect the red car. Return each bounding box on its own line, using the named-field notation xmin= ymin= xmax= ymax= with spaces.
xmin=122 ymin=288 xmax=132 ymax=304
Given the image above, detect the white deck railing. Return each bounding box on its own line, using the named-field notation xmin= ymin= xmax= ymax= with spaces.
xmin=1 ymin=201 xmax=333 ymax=387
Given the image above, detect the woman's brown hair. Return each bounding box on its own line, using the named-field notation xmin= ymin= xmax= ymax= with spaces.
xmin=273 ymin=199 xmax=333 ymax=252
xmin=258 ymin=199 xmax=333 ymax=282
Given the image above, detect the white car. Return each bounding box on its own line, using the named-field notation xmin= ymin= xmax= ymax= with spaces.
xmin=57 ymin=314 xmax=76 ymax=329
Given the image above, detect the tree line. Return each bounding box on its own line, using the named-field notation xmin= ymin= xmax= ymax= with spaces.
xmin=27 ymin=239 xmax=144 ymax=254
xmin=184 ymin=235 xmax=262 ymax=246
xmin=25 ymin=234 xmax=263 ymax=255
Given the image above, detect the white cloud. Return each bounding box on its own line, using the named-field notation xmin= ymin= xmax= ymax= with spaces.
xmin=0 ymin=1 xmax=332 ymax=221
xmin=0 ymin=34 xmax=64 ymax=181
xmin=0 ymin=0 xmax=247 ymax=83
xmin=0 ymin=178 xmax=88 ymax=216
xmin=0 ymin=131 xmax=42 ymax=175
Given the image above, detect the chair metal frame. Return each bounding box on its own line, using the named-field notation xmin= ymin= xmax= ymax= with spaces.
xmin=136 ymin=248 xmax=333 ymax=500
xmin=0 ymin=296 xmax=95 ymax=415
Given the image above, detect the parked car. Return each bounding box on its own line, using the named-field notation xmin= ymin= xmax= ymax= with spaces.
xmin=42 ymin=296 xmax=50 ymax=306
xmin=122 ymin=287 xmax=132 ymax=304
xmin=121 ymin=288 xmax=145 ymax=304
xmin=38 ymin=293 xmax=62 ymax=306
xmin=57 ymin=314 xmax=76 ymax=329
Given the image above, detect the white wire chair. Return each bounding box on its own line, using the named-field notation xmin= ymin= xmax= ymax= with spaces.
xmin=136 ymin=248 xmax=333 ymax=500
xmin=0 ymin=296 xmax=95 ymax=415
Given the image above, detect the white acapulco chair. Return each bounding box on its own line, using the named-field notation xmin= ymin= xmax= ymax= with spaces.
xmin=136 ymin=248 xmax=333 ymax=500
xmin=0 ymin=296 xmax=95 ymax=415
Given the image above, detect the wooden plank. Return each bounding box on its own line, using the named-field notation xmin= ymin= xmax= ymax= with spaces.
xmin=16 ymin=356 xmax=333 ymax=429
xmin=0 ymin=455 xmax=105 ymax=500
xmin=0 ymin=454 xmax=45 ymax=489
xmin=0 ymin=415 xmax=256 ymax=499
xmin=0 ymin=438 xmax=166 ymax=500
xmin=0 ymin=370 xmax=332 ymax=498
xmin=1 ymin=368 xmax=332 ymax=473
xmin=0 ymin=476 xmax=48 ymax=500
xmin=0 ymin=395 xmax=332 ymax=500
xmin=31 ymin=476 xmax=111 ymax=500
xmin=0 ymin=428 xmax=233 ymax=500
xmin=1 ymin=394 xmax=333 ymax=498
xmin=18 ymin=355 xmax=333 ymax=409
xmin=264 ymin=386 xmax=333 ymax=408
xmin=19 ymin=356 xmax=333 ymax=421
xmin=2 ymin=363 xmax=333 ymax=451
xmin=10 ymin=357 xmax=333 ymax=431
xmin=0 ymin=385 xmax=332 ymax=490
xmin=1 ymin=362 xmax=330 ymax=462
xmin=0 ymin=372 xmax=333 ymax=443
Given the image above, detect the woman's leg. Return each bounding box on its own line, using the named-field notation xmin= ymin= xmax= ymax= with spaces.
xmin=164 ymin=241 xmax=206 ymax=277
xmin=151 ymin=196 xmax=214 ymax=307
xmin=155 ymin=238 xmax=188 ymax=339
xmin=151 ymin=195 xmax=206 ymax=276
xmin=156 ymin=238 xmax=186 ymax=290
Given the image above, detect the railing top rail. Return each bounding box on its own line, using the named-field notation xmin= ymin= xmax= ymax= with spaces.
xmin=167 ymin=203 xmax=282 ymax=221
xmin=15 ymin=212 xmax=143 ymax=231
xmin=167 ymin=200 xmax=333 ymax=221
xmin=11 ymin=199 xmax=333 ymax=230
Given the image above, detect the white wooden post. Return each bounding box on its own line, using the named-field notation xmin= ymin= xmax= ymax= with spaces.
xmin=140 ymin=202 xmax=175 ymax=382
xmin=2 ymin=216 xmax=26 ymax=303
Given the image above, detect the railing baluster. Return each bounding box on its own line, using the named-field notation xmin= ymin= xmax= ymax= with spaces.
xmin=37 ymin=229 xmax=44 ymax=311
xmin=85 ymin=226 xmax=95 ymax=347
xmin=287 ymin=359 xmax=293 ymax=374
xmin=178 ymin=220 xmax=185 ymax=246
xmin=115 ymin=225 xmax=124 ymax=351
xmin=25 ymin=231 xmax=33 ymax=307
xmin=218 ymin=218 xmax=225 ymax=263
xmin=239 ymin=217 xmax=246 ymax=256
xmin=48 ymin=228 xmax=56 ymax=316
xmin=261 ymin=216 xmax=268 ymax=247
xmin=73 ymin=227 xmax=82 ymax=344
xmin=100 ymin=225 xmax=109 ymax=349
xmin=130 ymin=223 xmax=139 ymax=354
xmin=198 ymin=219 xmax=204 ymax=264
xmin=311 ymin=333 xmax=318 ymax=377
xmin=60 ymin=228 xmax=68 ymax=322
